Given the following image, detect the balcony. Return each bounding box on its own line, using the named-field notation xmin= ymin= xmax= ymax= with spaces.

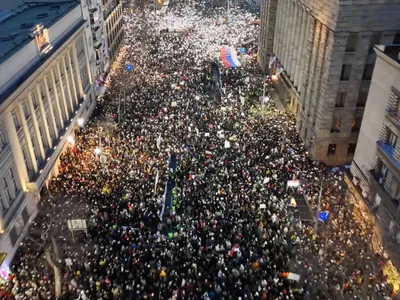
xmin=386 ymin=108 xmax=400 ymax=128
xmin=370 ymin=169 xmax=400 ymax=225
xmin=91 ymin=25 xmax=101 ymax=32
xmin=376 ymin=140 xmax=400 ymax=171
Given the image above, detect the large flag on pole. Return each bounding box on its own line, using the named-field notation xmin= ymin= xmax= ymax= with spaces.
xmin=276 ymin=62 xmax=284 ymax=76
xmin=220 ymin=46 xmax=241 ymax=68
xmin=269 ymin=54 xmax=276 ymax=68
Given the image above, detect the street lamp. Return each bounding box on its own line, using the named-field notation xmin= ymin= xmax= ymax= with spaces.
xmin=77 ymin=118 xmax=84 ymax=128
xmin=67 ymin=136 xmax=75 ymax=144
xmin=94 ymin=147 xmax=102 ymax=156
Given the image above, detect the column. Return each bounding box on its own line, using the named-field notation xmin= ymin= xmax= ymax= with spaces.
xmin=286 ymin=1 xmax=297 ymax=76
xmin=17 ymin=102 xmax=38 ymax=173
xmin=43 ymin=75 xmax=58 ymax=143
xmin=311 ymin=25 xmax=328 ymax=126
xmin=291 ymin=4 xmax=301 ymax=81
xmin=56 ymin=62 xmax=71 ymax=121
xmin=279 ymin=0 xmax=289 ymax=63
xmin=281 ymin=0 xmax=290 ymax=66
xmin=66 ymin=51 xmax=79 ymax=106
xmin=61 ymin=56 xmax=75 ymax=114
xmin=282 ymin=0 xmax=294 ymax=67
xmin=71 ymin=46 xmax=84 ymax=97
xmin=37 ymin=80 xmax=53 ymax=149
xmin=2 ymin=113 xmax=29 ymax=187
xmin=273 ymin=0 xmax=283 ymax=55
xmin=50 ymin=69 xmax=65 ymax=128
xmin=305 ymin=20 xmax=322 ymax=118
xmin=31 ymin=85 xmax=46 ymax=159
xmin=81 ymin=32 xmax=93 ymax=86
xmin=294 ymin=7 xmax=307 ymax=88
xmin=300 ymin=15 xmax=315 ymax=101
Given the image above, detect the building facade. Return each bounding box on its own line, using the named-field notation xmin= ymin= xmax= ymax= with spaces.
xmin=0 ymin=1 xmax=96 ymax=271
xmin=82 ymin=0 xmax=109 ymax=95
xmin=101 ymin=0 xmax=124 ymax=66
xmin=348 ymin=44 xmax=400 ymax=246
xmin=345 ymin=45 xmax=400 ymax=267
xmin=259 ymin=0 xmax=400 ymax=165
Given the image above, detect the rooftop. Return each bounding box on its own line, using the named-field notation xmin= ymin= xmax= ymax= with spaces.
xmin=375 ymin=44 xmax=400 ymax=66
xmin=0 ymin=1 xmax=79 ymax=63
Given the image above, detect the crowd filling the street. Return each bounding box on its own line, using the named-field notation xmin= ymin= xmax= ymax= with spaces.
xmin=1 ymin=1 xmax=400 ymax=299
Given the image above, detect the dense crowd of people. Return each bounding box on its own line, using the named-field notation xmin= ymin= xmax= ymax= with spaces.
xmin=0 ymin=1 xmax=398 ymax=299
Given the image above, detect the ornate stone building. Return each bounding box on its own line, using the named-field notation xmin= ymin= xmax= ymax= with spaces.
xmin=259 ymin=0 xmax=400 ymax=165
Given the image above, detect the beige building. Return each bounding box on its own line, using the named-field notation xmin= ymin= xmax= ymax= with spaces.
xmin=259 ymin=0 xmax=400 ymax=165
xmin=0 ymin=1 xmax=95 ymax=272
xmin=102 ymin=0 xmax=124 ymax=64
xmin=347 ymin=45 xmax=400 ymax=248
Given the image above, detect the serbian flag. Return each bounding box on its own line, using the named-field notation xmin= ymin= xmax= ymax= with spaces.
xmin=269 ymin=54 xmax=276 ymax=68
xmin=220 ymin=46 xmax=241 ymax=68
xmin=276 ymin=62 xmax=284 ymax=76
xmin=229 ymin=243 xmax=240 ymax=257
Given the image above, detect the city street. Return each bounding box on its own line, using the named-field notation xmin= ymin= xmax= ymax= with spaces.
xmin=0 ymin=0 xmax=398 ymax=299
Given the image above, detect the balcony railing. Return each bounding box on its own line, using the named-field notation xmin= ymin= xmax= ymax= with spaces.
xmin=376 ymin=140 xmax=400 ymax=170
xmin=386 ymin=108 xmax=400 ymax=127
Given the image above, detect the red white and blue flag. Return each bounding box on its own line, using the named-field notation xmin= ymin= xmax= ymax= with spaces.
xmin=220 ymin=46 xmax=241 ymax=68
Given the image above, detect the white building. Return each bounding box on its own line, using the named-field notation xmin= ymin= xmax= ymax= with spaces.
xmin=0 ymin=0 xmax=96 ymax=272
xmin=347 ymin=44 xmax=400 ymax=253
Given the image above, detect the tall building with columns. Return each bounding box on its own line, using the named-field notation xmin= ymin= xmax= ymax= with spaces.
xmin=259 ymin=0 xmax=400 ymax=165
xmin=0 ymin=1 xmax=95 ymax=270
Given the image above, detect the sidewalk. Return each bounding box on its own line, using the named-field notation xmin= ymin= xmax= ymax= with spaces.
xmin=272 ymin=92 xmax=285 ymax=110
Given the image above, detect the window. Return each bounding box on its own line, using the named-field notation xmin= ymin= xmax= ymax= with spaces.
xmin=12 ymin=111 xmax=21 ymax=129
xmin=379 ymin=163 xmax=388 ymax=185
xmin=331 ymin=117 xmax=341 ymax=133
xmin=369 ymin=32 xmax=381 ymax=52
xmin=31 ymin=91 xmax=38 ymax=108
xmin=46 ymin=112 xmax=55 ymax=140
xmin=340 ymin=64 xmax=351 ymax=81
xmin=30 ymin=129 xmax=41 ymax=166
xmin=22 ymin=102 xmax=30 ymax=118
xmin=22 ymin=146 xmax=32 ymax=175
xmin=362 ymin=64 xmax=374 ymax=81
xmin=345 ymin=33 xmax=358 ymax=52
xmin=347 ymin=143 xmax=357 ymax=156
xmin=352 ymin=116 xmax=362 ymax=132
xmin=335 ymin=92 xmax=346 ymax=107
xmin=393 ymin=32 xmax=400 ymax=44
xmin=9 ymin=169 xmax=18 ymax=194
xmin=357 ymin=91 xmax=368 ymax=107
xmin=9 ymin=226 xmax=18 ymax=246
xmin=22 ymin=207 xmax=29 ymax=224
xmin=0 ymin=129 xmax=7 ymax=150
xmin=0 ymin=193 xmax=7 ymax=214
xmin=38 ymin=123 xmax=48 ymax=150
xmin=46 ymin=76 xmax=53 ymax=93
xmin=389 ymin=131 xmax=398 ymax=149
xmin=3 ymin=177 xmax=12 ymax=201
xmin=327 ymin=144 xmax=336 ymax=156
xmin=39 ymin=83 xmax=46 ymax=100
